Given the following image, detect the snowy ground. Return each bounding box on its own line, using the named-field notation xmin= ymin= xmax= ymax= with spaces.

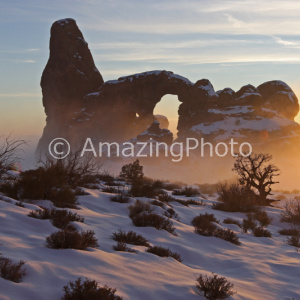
xmin=0 ymin=185 xmax=299 ymax=300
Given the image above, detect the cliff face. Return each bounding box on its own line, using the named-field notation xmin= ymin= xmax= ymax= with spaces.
xmin=37 ymin=19 xmax=300 ymax=154
xmin=37 ymin=18 xmax=104 ymax=151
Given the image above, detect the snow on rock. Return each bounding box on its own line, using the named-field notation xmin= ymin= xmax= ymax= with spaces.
xmin=191 ymin=115 xmax=295 ymax=138
xmin=236 ymin=92 xmax=262 ymax=100
xmin=117 ymin=71 xmax=193 ymax=86
xmin=56 ymin=18 xmax=72 ymax=26
xmin=217 ymin=88 xmax=235 ymax=96
xmin=195 ymin=79 xmax=219 ymax=97
xmin=208 ymin=106 xmax=254 ymax=115
xmin=257 ymin=80 xmax=299 ymax=119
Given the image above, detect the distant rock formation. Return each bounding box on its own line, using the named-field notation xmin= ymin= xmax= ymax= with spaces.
xmin=154 ymin=115 xmax=169 ymax=129
xmin=136 ymin=120 xmax=173 ymax=144
xmin=37 ymin=18 xmax=300 ymax=155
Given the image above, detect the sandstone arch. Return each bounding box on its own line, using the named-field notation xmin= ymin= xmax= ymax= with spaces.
xmin=37 ymin=18 xmax=300 ymax=154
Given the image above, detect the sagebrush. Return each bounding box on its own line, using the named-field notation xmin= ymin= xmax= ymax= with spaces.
xmin=62 ymin=277 xmax=123 ymax=300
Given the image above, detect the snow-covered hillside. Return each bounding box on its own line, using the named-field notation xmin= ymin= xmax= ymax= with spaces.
xmin=0 ymin=184 xmax=299 ymax=300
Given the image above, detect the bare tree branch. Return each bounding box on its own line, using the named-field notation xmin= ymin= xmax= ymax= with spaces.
xmin=233 ymin=153 xmax=280 ymax=205
xmin=0 ymin=133 xmax=27 ymax=175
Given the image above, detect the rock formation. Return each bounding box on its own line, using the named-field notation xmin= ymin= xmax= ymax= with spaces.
xmin=37 ymin=18 xmax=300 ymax=155
xmin=136 ymin=120 xmax=173 ymax=144
xmin=37 ymin=18 xmax=104 ymax=152
xmin=154 ymin=115 xmax=169 ymax=129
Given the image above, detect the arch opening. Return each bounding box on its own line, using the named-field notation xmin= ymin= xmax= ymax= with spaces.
xmin=153 ymin=94 xmax=181 ymax=138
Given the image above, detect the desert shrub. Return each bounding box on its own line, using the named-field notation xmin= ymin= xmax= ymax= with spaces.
xmin=28 ymin=208 xmax=84 ymax=230
xmin=75 ymin=187 xmax=89 ymax=196
xmin=105 ymin=181 xmax=123 ymax=187
xmin=194 ymin=223 xmax=217 ymax=236
xmin=275 ymin=194 xmax=286 ymax=200
xmin=214 ymin=228 xmax=241 ymax=245
xmin=131 ymin=213 xmax=176 ymax=235
xmin=150 ymin=200 xmax=165 ymax=208
xmin=128 ymin=200 xmax=153 ymax=219
xmin=242 ymin=214 xmax=257 ymax=233
xmin=96 ymin=172 xmax=115 ymax=183
xmin=146 ymin=246 xmax=182 ymax=262
xmin=111 ymin=230 xmax=149 ymax=247
xmin=242 ymin=209 xmax=271 ymax=233
xmin=1 ymin=150 xmax=100 ymax=206
xmin=192 ymin=214 xmax=240 ymax=244
xmin=223 ymin=218 xmax=242 ymax=228
xmin=161 ymin=181 xmax=183 ymax=191
xmin=15 ymin=201 xmax=24 ymax=207
xmin=130 ymin=180 xmax=162 ymax=198
xmin=157 ymin=193 xmax=176 ymax=203
xmin=102 ymin=186 xmax=119 ymax=194
xmin=110 ymin=193 xmax=130 ymax=203
xmin=198 ymin=183 xmax=218 ymax=196
xmin=49 ymin=187 xmax=78 ymax=208
xmin=82 ymin=183 xmax=99 ymax=189
xmin=113 ymin=242 xmax=137 ymax=253
xmin=62 ymin=277 xmax=123 ymax=300
xmin=195 ymin=273 xmax=235 ymax=300
xmin=281 ymin=199 xmax=300 ymax=226
xmin=253 ymin=210 xmax=272 ymax=227
xmin=0 ymin=256 xmax=26 ymax=283
xmin=278 ymin=228 xmax=300 ymax=236
xmin=0 ymin=181 xmax=19 ymax=199
xmin=158 ymin=193 xmax=203 ymax=206
xmin=172 ymin=186 xmax=200 ymax=197
xmin=253 ymin=227 xmax=272 ymax=237
xmin=119 ymin=159 xmax=144 ymax=182
xmin=164 ymin=208 xmax=180 ymax=221
xmin=192 ymin=214 xmax=218 ymax=237
xmin=149 ymin=178 xmax=165 ymax=189
xmin=192 ymin=213 xmax=219 ymax=227
xmin=213 ymin=182 xmax=258 ymax=212
xmin=8 ymin=168 xmax=78 ymax=207
xmin=0 ymin=134 xmax=26 ymax=177
xmin=40 ymin=151 xmax=101 ymax=188
xmin=28 ymin=208 xmax=52 ymax=219
xmin=286 ymin=236 xmax=300 ymax=248
xmin=174 ymin=199 xmax=203 ymax=206
xmin=46 ymin=230 xmax=99 ymax=250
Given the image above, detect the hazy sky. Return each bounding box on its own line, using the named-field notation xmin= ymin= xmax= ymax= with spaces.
xmin=1 ymin=0 xmax=300 ymax=137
